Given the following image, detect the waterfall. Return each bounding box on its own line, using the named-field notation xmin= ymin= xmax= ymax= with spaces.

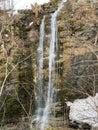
xmin=37 ymin=16 xmax=45 ymax=118
xmin=41 ymin=1 xmax=67 ymax=130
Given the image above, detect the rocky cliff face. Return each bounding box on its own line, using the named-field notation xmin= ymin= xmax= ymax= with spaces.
xmin=0 ymin=0 xmax=98 ymax=128
xmin=57 ymin=0 xmax=98 ymax=100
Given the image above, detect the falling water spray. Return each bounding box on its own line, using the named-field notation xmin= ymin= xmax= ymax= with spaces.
xmin=41 ymin=1 xmax=67 ymax=130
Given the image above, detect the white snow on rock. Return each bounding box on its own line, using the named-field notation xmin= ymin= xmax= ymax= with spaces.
xmin=67 ymin=93 xmax=98 ymax=126
xmin=14 ymin=0 xmax=49 ymax=10
xmin=0 ymin=0 xmax=50 ymax=11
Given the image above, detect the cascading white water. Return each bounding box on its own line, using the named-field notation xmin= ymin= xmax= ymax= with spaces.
xmin=37 ymin=16 xmax=45 ymax=118
xmin=41 ymin=1 xmax=67 ymax=130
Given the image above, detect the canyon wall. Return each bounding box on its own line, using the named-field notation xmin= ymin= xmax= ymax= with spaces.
xmin=0 ymin=0 xmax=98 ymax=127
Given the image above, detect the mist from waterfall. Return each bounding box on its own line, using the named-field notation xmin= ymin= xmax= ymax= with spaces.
xmin=37 ymin=16 xmax=45 ymax=118
xmin=41 ymin=1 xmax=66 ymax=130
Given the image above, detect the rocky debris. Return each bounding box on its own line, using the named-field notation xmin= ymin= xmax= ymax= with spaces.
xmin=92 ymin=124 xmax=98 ymax=130
xmin=69 ymin=121 xmax=91 ymax=130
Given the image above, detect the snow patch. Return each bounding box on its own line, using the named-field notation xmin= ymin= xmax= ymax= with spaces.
xmin=0 ymin=0 xmax=50 ymax=11
xmin=67 ymin=94 xmax=98 ymax=126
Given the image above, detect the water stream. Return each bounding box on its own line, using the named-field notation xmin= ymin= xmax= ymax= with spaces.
xmin=37 ymin=16 xmax=45 ymax=118
xmin=40 ymin=1 xmax=66 ymax=129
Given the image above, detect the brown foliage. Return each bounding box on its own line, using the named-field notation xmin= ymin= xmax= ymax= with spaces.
xmin=31 ymin=3 xmax=42 ymax=17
